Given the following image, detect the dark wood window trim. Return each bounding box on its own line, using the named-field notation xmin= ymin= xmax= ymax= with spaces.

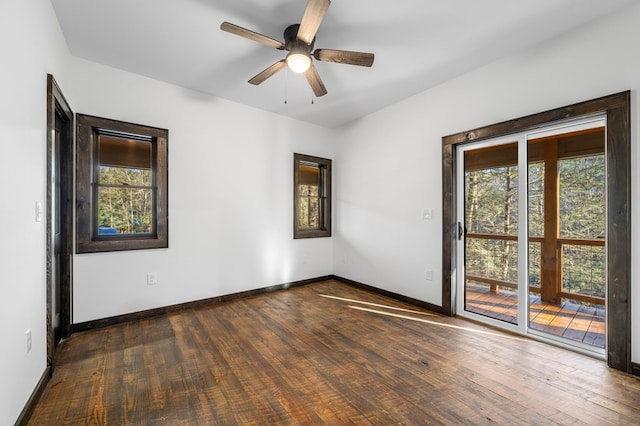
xmin=442 ymin=91 xmax=631 ymax=373
xmin=294 ymin=153 xmax=332 ymax=239
xmin=76 ymin=114 xmax=168 ymax=253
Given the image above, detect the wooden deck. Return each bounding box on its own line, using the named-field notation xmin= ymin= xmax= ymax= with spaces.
xmin=28 ymin=280 xmax=638 ymax=424
xmin=465 ymin=282 xmax=605 ymax=348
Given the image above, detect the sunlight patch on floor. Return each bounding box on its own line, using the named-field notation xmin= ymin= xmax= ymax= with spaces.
xmin=347 ymin=305 xmax=524 ymax=340
xmin=318 ymin=293 xmax=437 ymax=317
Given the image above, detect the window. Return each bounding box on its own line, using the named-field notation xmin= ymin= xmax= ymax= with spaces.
xmin=76 ymin=114 xmax=168 ymax=253
xmin=293 ymin=153 xmax=331 ymax=238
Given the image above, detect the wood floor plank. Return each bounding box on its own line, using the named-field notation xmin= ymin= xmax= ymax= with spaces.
xmin=28 ymin=280 xmax=639 ymax=425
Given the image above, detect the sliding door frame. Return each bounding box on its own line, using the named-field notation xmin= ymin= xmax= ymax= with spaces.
xmin=442 ymin=91 xmax=631 ymax=373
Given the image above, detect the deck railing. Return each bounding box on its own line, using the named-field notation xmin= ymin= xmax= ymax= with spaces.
xmin=465 ymin=232 xmax=605 ymax=305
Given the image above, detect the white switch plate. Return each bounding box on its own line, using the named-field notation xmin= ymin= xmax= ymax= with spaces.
xmin=425 ymin=269 xmax=434 ymax=281
xmin=35 ymin=201 xmax=43 ymax=222
xmin=422 ymin=208 xmax=433 ymax=220
xmin=25 ymin=328 xmax=32 ymax=353
xmin=147 ymin=272 xmax=158 ymax=285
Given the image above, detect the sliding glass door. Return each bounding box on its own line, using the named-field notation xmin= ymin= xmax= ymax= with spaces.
xmin=457 ymin=137 xmax=524 ymax=330
xmin=456 ymin=116 xmax=606 ymax=356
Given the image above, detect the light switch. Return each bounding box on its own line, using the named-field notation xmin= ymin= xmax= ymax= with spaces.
xmin=147 ymin=272 xmax=158 ymax=285
xmin=422 ymin=208 xmax=433 ymax=220
xmin=426 ymin=269 xmax=434 ymax=281
xmin=35 ymin=201 xmax=43 ymax=222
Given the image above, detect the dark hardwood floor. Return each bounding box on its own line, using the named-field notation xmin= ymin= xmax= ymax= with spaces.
xmin=29 ymin=280 xmax=640 ymax=424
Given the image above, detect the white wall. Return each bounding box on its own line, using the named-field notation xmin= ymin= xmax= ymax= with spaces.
xmin=0 ymin=0 xmax=71 ymax=422
xmin=67 ymin=58 xmax=335 ymax=323
xmin=333 ymin=3 xmax=640 ymax=363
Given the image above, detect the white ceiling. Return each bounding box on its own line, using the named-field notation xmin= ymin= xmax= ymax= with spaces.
xmin=50 ymin=0 xmax=636 ymax=128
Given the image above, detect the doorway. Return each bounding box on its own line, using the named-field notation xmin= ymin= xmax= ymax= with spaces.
xmin=441 ymin=91 xmax=631 ymax=373
xmin=46 ymin=74 xmax=73 ymax=370
xmin=455 ymin=117 xmax=606 ymax=356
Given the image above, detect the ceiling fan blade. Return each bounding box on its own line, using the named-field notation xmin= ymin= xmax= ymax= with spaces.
xmin=304 ymin=64 xmax=328 ymax=97
xmin=220 ymin=22 xmax=284 ymax=50
xmin=297 ymin=0 xmax=331 ymax=45
xmin=248 ymin=60 xmax=287 ymax=85
xmin=314 ymin=49 xmax=374 ymax=67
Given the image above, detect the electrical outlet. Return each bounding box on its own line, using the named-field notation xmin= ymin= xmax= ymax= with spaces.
xmin=25 ymin=328 xmax=32 ymax=353
xmin=425 ymin=269 xmax=434 ymax=281
xmin=147 ymin=272 xmax=158 ymax=286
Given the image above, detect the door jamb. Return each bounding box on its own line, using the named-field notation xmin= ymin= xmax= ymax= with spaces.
xmin=46 ymin=74 xmax=74 ymax=370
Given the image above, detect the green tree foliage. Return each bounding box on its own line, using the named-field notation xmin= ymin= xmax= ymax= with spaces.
xmin=465 ymin=154 xmax=605 ymax=301
xmin=558 ymin=155 xmax=605 ymax=298
xmin=98 ymin=166 xmax=153 ymax=234
xmin=297 ymin=183 xmax=320 ymax=230
xmin=528 ymin=162 xmax=544 ymax=288
xmin=559 ymin=156 xmax=605 ymax=239
xmin=465 ymin=166 xmax=518 ymax=284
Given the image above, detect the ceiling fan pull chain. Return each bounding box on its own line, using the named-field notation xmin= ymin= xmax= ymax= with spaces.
xmin=284 ymin=69 xmax=288 ymax=104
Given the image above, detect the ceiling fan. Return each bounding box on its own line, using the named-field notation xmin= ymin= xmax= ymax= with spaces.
xmin=220 ymin=0 xmax=374 ymax=97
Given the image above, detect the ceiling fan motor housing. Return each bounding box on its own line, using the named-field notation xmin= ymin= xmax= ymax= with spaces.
xmin=284 ymin=24 xmax=314 ymax=53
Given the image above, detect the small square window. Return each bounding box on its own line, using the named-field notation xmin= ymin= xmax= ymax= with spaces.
xmin=294 ymin=153 xmax=331 ymax=239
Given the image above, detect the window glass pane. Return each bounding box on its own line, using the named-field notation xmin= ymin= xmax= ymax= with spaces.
xmin=98 ymin=187 xmax=154 ymax=234
xmin=99 ymin=135 xmax=151 ymax=169
xmin=299 ymin=163 xmax=320 ymax=187
xmin=462 ymin=142 xmax=519 ymax=326
xmin=297 ymin=162 xmax=322 ymax=230
xmin=97 ymin=134 xmax=154 ymax=235
xmin=562 ymin=244 xmax=605 ymax=298
xmin=559 ymin=155 xmax=605 ymax=239
xmin=464 ymin=165 xmax=518 ymax=236
xmin=465 ymin=238 xmax=518 ymax=284
xmin=527 ymin=161 xmax=544 ymax=238
xmin=99 ymin=166 xmax=152 ymax=186
xmin=299 ymin=183 xmax=319 ymax=197
xmin=528 ymin=241 xmax=541 ymax=289
xmin=298 ymin=195 xmax=320 ymax=230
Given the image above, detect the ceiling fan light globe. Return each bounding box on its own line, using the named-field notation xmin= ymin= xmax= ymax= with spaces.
xmin=286 ymin=52 xmax=311 ymax=73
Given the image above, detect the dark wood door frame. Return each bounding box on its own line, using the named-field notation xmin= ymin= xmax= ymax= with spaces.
xmin=442 ymin=91 xmax=631 ymax=373
xmin=46 ymin=74 xmax=74 ymax=370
